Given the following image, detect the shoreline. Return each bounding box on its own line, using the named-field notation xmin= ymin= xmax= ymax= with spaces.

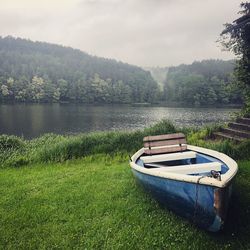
xmin=0 ymin=101 xmax=243 ymax=109
xmin=0 ymin=120 xmax=249 ymax=169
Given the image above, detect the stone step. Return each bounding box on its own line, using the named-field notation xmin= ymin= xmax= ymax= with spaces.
xmin=228 ymin=122 xmax=250 ymax=132
xmin=213 ymin=132 xmax=244 ymax=142
xmin=221 ymin=127 xmax=250 ymax=139
xmin=237 ymin=117 xmax=250 ymax=125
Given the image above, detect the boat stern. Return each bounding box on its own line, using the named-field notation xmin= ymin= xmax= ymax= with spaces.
xmin=208 ymin=183 xmax=233 ymax=232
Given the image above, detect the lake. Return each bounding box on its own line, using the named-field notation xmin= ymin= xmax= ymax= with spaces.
xmin=0 ymin=104 xmax=240 ymax=138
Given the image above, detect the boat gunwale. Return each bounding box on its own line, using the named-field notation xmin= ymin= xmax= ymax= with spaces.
xmin=130 ymin=144 xmax=238 ymax=188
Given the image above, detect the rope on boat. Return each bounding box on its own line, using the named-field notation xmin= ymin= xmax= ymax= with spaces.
xmin=193 ymin=175 xmax=206 ymax=224
xmin=129 ymin=155 xmax=132 ymax=162
xmin=193 ymin=170 xmax=222 ymax=224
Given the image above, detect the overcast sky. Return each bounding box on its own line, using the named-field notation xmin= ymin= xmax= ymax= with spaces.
xmin=0 ymin=0 xmax=241 ymax=67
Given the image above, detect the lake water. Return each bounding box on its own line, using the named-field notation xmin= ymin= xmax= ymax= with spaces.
xmin=0 ymin=104 xmax=240 ymax=138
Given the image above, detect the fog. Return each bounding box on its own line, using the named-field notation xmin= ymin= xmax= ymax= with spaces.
xmin=0 ymin=0 xmax=240 ymax=67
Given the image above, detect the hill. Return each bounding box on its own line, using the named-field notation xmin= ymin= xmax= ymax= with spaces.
xmin=0 ymin=36 xmax=160 ymax=103
xmin=163 ymin=60 xmax=243 ymax=106
xmin=0 ymin=37 xmax=243 ymax=106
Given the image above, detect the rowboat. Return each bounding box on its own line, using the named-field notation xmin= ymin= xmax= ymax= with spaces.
xmin=129 ymin=133 xmax=238 ymax=232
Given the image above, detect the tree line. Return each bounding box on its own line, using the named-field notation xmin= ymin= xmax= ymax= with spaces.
xmin=163 ymin=60 xmax=243 ymax=106
xmin=0 ymin=36 xmax=160 ymax=103
xmin=0 ymin=36 xmax=244 ymax=106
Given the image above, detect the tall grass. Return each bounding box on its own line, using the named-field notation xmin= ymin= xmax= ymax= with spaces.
xmin=0 ymin=119 xmax=249 ymax=168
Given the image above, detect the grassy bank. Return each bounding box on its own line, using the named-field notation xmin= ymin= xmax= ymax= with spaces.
xmin=1 ymin=120 xmax=250 ymax=169
xmin=0 ymin=155 xmax=250 ymax=249
xmin=1 ymin=120 xmax=250 ymax=249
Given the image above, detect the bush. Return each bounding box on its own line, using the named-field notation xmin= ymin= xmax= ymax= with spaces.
xmin=0 ymin=135 xmax=25 ymax=151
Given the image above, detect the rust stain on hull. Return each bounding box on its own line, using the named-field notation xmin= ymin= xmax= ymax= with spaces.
xmin=214 ymin=183 xmax=232 ymax=225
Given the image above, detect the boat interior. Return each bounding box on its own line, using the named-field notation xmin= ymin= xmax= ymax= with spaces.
xmin=136 ymin=133 xmax=230 ymax=177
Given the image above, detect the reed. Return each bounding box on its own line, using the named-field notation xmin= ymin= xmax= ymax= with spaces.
xmin=0 ymin=120 xmax=249 ymax=169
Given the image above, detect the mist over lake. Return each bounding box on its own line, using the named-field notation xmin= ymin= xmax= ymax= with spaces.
xmin=0 ymin=103 xmax=239 ymax=138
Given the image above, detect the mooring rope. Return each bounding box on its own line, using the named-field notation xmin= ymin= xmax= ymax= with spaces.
xmin=193 ymin=175 xmax=206 ymax=224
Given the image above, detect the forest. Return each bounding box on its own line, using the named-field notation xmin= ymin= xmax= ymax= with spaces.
xmin=0 ymin=36 xmax=160 ymax=104
xmin=0 ymin=36 xmax=243 ymax=105
xmin=163 ymin=60 xmax=243 ymax=106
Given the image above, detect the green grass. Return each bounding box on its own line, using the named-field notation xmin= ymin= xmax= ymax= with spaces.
xmin=0 ymin=155 xmax=250 ymax=249
xmin=1 ymin=120 xmax=250 ymax=248
xmin=1 ymin=120 xmax=250 ymax=169
xmin=0 ymin=120 xmax=176 ymax=168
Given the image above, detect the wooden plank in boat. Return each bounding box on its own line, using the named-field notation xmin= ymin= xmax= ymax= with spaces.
xmin=145 ymin=163 xmax=174 ymax=168
xmin=143 ymin=133 xmax=185 ymax=142
xmin=141 ymin=151 xmax=196 ymax=164
xmin=144 ymin=145 xmax=187 ymax=155
xmin=144 ymin=138 xmax=186 ymax=148
xmin=148 ymin=162 xmax=222 ymax=174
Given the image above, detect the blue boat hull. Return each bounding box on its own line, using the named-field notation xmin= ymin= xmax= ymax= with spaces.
xmin=132 ymin=168 xmax=232 ymax=232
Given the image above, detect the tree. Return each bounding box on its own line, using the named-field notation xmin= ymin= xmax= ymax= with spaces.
xmin=221 ymin=3 xmax=250 ymax=84
xmin=57 ymin=79 xmax=68 ymax=100
xmin=1 ymin=85 xmax=9 ymax=97
xmin=220 ymin=3 xmax=250 ymax=112
xmin=53 ymin=88 xmax=60 ymax=101
xmin=27 ymin=76 xmax=45 ymax=101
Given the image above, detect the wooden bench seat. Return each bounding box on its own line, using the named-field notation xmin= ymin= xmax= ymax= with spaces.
xmin=140 ymin=151 xmax=196 ymax=164
xmin=148 ymin=162 xmax=222 ymax=175
xmin=143 ymin=133 xmax=187 ymax=155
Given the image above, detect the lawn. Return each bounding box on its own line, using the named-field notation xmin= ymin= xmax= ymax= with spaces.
xmin=0 ymin=155 xmax=249 ymax=249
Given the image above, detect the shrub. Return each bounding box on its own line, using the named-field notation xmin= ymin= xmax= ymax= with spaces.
xmin=0 ymin=135 xmax=25 ymax=151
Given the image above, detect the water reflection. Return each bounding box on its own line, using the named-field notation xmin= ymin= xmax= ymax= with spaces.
xmin=0 ymin=103 xmax=239 ymax=138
